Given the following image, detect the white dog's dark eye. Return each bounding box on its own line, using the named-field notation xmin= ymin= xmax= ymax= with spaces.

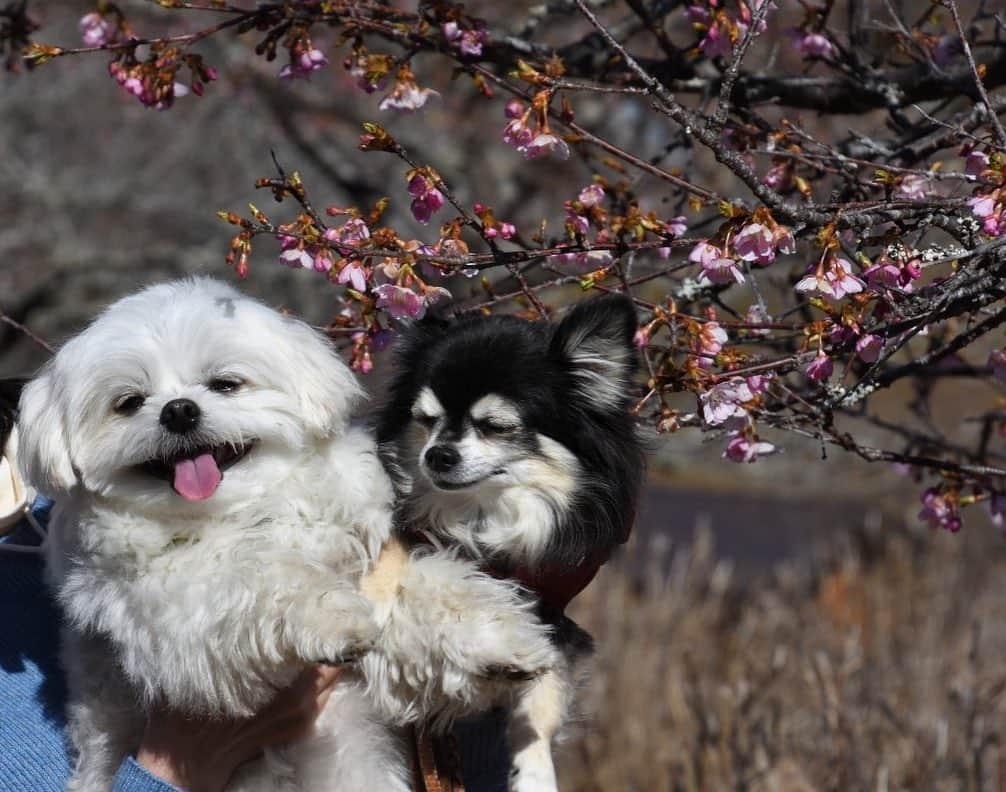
xmin=208 ymin=378 xmax=243 ymax=394
xmin=113 ymin=394 xmax=145 ymax=415
xmin=413 ymin=413 xmax=438 ymax=428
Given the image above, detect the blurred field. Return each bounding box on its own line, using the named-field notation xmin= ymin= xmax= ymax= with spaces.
xmin=560 ymin=506 xmax=1006 ymax=791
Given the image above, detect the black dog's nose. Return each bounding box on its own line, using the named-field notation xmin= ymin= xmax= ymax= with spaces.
xmin=425 ymin=444 xmax=460 ymax=473
xmin=160 ymin=398 xmax=201 ymax=434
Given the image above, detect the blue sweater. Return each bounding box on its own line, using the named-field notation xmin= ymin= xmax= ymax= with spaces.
xmin=1 ymin=498 xmax=179 ymax=791
xmin=0 ymin=499 xmax=506 ymax=791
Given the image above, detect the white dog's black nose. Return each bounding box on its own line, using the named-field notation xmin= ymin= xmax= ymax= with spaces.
xmin=425 ymin=444 xmax=460 ymax=473
xmin=160 ymin=398 xmax=201 ymax=434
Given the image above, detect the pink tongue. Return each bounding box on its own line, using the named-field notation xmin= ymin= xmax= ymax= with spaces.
xmin=173 ymin=453 xmax=222 ymax=501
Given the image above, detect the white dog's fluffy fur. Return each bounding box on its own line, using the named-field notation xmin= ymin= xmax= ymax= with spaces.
xmin=18 ymin=278 xmax=557 ymax=791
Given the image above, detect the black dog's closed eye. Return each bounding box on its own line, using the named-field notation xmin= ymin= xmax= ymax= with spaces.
xmin=413 ymin=413 xmax=438 ymax=428
xmin=475 ymin=419 xmax=518 ymax=436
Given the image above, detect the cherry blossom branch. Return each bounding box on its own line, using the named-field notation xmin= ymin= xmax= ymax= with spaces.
xmin=946 ymin=0 xmax=1006 ymax=148
xmin=0 ymin=310 xmax=53 ymax=354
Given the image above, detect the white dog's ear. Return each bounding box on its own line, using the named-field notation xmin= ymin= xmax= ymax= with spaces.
xmin=17 ymin=371 xmax=77 ymax=493
xmin=550 ymin=295 xmax=638 ymax=412
xmin=280 ymin=318 xmax=365 ymax=436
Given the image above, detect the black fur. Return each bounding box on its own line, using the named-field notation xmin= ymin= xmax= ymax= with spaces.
xmin=376 ymin=295 xmax=645 ymax=574
xmin=0 ymin=378 xmax=26 ymax=450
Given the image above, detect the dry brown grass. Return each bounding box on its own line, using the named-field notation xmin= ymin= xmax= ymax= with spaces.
xmin=558 ymin=520 xmax=1006 ymax=792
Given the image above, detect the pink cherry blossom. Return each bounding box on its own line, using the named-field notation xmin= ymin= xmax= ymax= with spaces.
xmin=699 ymin=256 xmax=745 ymax=285
xmin=323 ymin=218 xmax=371 ymax=254
xmin=701 ymin=378 xmax=753 ymax=425
xmin=565 ymin=204 xmax=590 ymax=236
xmin=723 ymin=433 xmax=777 ymax=463
xmin=798 ymin=258 xmax=865 ymax=300
xmin=79 ymin=13 xmax=118 ymax=47
xmin=280 ymin=48 xmax=328 ymax=80
xmin=855 ymin=334 xmax=883 ymax=363
xmin=523 ymin=132 xmax=571 ymax=160
xmin=795 ymin=269 xmax=835 ymax=299
xmin=919 ymin=489 xmax=960 ymax=532
xmin=337 ymin=260 xmax=367 ymax=292
xmin=352 ymin=350 xmax=374 ymax=374
xmin=968 ymin=194 xmax=1004 ymax=235
xmin=796 ymin=32 xmax=835 ymax=60
xmin=990 ymin=493 xmax=1005 ymax=533
xmin=667 ymin=216 xmax=688 ymax=237
xmin=690 ymin=241 xmax=745 ymax=285
xmin=504 ymin=99 xmax=525 ymax=119
xmin=968 ymin=194 xmax=997 ymax=218
xmin=408 ymin=174 xmax=445 ymax=225
xmin=763 ymin=161 xmax=790 ymax=190
xmin=689 ymin=241 xmax=722 ymax=266
xmin=863 ymin=261 xmax=901 ymax=290
xmin=443 ymin=22 xmax=487 ymax=56
xmin=311 ymin=249 xmax=333 ymax=273
xmin=373 ymin=284 xmax=425 ymax=319
xmin=773 ymin=226 xmax=796 ymax=255
xmin=744 ymin=304 xmax=772 ymax=336
xmin=347 ymin=64 xmax=385 ymax=94
xmin=989 ymin=349 xmax=1006 ymax=384
xmin=965 ymin=151 xmax=989 ymax=178
xmin=686 ymin=5 xmax=712 ymax=25
xmin=827 ymin=258 xmax=866 ymax=298
xmin=279 ymin=246 xmax=314 ymax=269
xmin=734 ymin=223 xmax=776 ymax=264
xmin=695 ymin=321 xmax=728 ymax=369
xmin=746 ymin=374 xmax=772 ymax=394
xmin=459 ymin=29 xmax=487 ymax=56
xmin=806 ymin=352 xmax=833 ymax=381
xmin=578 ymin=184 xmax=605 ymax=207
xmin=379 ymin=81 xmax=439 ymax=112
xmin=503 ymin=117 xmax=534 ymax=152
xmin=553 ymin=249 xmax=614 ymax=270
xmin=699 ymin=23 xmax=733 ymax=59
xmin=895 ymin=174 xmax=931 ymax=201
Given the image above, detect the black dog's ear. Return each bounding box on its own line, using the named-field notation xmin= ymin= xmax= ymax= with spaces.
xmin=391 ymin=313 xmax=451 ymax=368
xmin=549 ymin=295 xmax=637 ymax=411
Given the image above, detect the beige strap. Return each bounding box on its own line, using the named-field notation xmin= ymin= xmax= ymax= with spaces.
xmin=0 ymin=431 xmax=29 ymax=535
xmin=411 ymin=727 xmax=466 ymax=792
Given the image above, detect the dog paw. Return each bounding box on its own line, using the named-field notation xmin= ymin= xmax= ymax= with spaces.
xmin=314 ymin=637 xmax=375 ymax=667
xmin=468 ymin=617 xmax=560 ymax=680
xmin=292 ymin=590 xmax=380 ymax=665
xmin=509 ymin=764 xmax=558 ymax=792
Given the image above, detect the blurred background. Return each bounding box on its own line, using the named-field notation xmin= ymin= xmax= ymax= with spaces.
xmin=2 ymin=1 xmax=1004 ymax=788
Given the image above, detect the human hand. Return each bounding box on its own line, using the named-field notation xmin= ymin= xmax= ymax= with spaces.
xmin=135 ymin=665 xmax=343 ymax=792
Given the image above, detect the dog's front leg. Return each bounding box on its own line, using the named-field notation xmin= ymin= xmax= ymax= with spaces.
xmin=62 ymin=630 xmax=145 ymax=792
xmin=278 ymin=580 xmax=379 ymax=667
xmin=360 ymin=541 xmax=560 ymax=722
xmin=506 ymin=669 xmax=570 ymax=792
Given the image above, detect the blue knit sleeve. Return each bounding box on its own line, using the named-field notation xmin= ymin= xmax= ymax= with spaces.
xmin=111 ymin=758 xmax=183 ymax=792
xmin=454 ymin=708 xmax=509 ymax=792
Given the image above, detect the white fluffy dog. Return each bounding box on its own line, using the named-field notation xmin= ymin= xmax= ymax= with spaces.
xmin=18 ymin=278 xmax=557 ymax=792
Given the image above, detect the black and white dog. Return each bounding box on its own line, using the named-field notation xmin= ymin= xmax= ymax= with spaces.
xmin=377 ymin=295 xmax=645 ymax=792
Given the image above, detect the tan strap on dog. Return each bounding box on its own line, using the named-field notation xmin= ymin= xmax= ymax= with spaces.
xmin=410 ymin=727 xmax=465 ymax=792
